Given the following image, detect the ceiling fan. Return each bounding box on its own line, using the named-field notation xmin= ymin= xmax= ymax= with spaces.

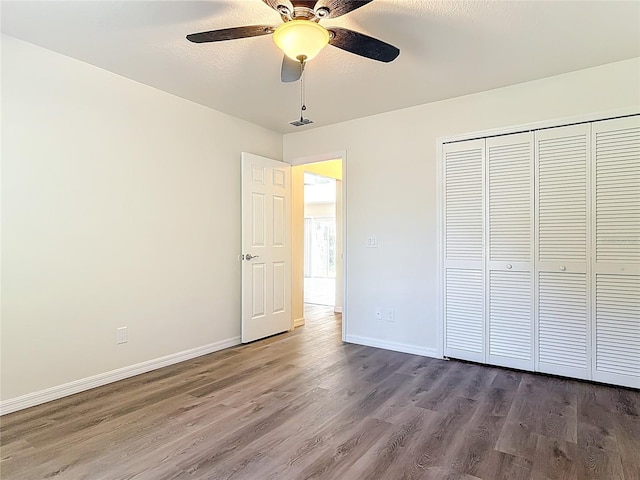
xmin=186 ymin=0 xmax=400 ymax=83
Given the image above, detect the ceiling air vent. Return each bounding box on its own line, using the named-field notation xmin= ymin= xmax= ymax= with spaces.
xmin=290 ymin=118 xmax=313 ymax=127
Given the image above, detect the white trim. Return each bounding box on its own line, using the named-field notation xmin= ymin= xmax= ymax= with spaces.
xmin=437 ymin=107 xmax=640 ymax=145
xmin=345 ymin=334 xmax=441 ymax=359
xmin=341 ymin=154 xmax=347 ymax=343
xmin=435 ymin=140 xmax=444 ymax=359
xmin=333 ymin=307 xmax=342 ymax=314
xmin=0 ymin=336 xmax=241 ymax=416
xmin=286 ymin=150 xmax=346 ymax=167
xmin=293 ymin=317 xmax=305 ymax=328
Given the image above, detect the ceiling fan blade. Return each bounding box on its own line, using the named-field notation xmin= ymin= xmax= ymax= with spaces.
xmin=281 ymin=55 xmax=305 ymax=82
xmin=328 ymin=27 xmax=399 ymax=62
xmin=313 ymin=0 xmax=373 ymax=19
xmin=186 ymin=25 xmax=275 ymax=43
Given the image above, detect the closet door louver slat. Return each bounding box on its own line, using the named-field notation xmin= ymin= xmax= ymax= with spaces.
xmin=594 ymin=123 xmax=640 ymax=263
xmin=537 ymin=134 xmax=588 ymax=262
xmin=445 ymin=151 xmax=484 ymax=262
xmin=489 ymin=270 xmax=532 ymax=366
xmin=538 ymin=272 xmax=588 ymax=372
xmin=591 ymin=116 xmax=640 ymax=388
xmin=445 ymin=269 xmax=484 ymax=356
xmin=595 ymin=274 xmax=640 ymax=382
xmin=443 ymin=140 xmax=485 ymax=363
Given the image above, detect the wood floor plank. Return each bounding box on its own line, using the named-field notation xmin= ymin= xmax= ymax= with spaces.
xmin=476 ymin=450 xmax=532 ymax=480
xmin=347 ymin=407 xmax=444 ymax=480
xmin=609 ymin=413 xmax=640 ymax=480
xmin=530 ymin=435 xmax=578 ymax=480
xmin=421 ymin=467 xmax=483 ymax=480
xmin=575 ymin=445 xmax=625 ymax=480
xmin=448 ymin=413 xmax=506 ymax=478
xmin=1 ymin=305 xmax=639 ymax=480
xmin=478 ymin=386 xmax=517 ymax=417
xmin=297 ymin=416 xmax=393 ymax=480
xmin=494 ymin=416 xmax=539 ymax=462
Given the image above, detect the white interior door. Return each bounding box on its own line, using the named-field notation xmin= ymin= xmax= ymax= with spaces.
xmin=241 ymin=152 xmax=291 ymax=343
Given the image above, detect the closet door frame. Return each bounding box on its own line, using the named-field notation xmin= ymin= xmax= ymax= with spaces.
xmin=438 ymin=107 xmax=639 ymax=371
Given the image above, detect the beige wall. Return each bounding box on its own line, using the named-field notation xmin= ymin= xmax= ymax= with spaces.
xmin=291 ymin=160 xmax=342 ymax=323
xmin=284 ymin=58 xmax=640 ymax=356
xmin=1 ymin=35 xmax=282 ymax=402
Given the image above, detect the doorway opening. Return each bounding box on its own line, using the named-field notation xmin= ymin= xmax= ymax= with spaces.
xmin=303 ymin=172 xmax=336 ymax=306
xmin=291 ymin=157 xmax=344 ymax=332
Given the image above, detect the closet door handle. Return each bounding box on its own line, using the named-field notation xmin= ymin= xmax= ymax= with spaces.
xmin=560 ymin=265 xmax=566 ymax=271
xmin=507 ymin=264 xmax=512 ymax=269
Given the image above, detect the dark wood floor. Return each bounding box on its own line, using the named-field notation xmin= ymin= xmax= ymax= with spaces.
xmin=1 ymin=304 xmax=639 ymax=480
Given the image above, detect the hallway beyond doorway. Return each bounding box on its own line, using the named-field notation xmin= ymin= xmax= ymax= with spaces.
xmin=291 ymin=157 xmax=344 ymax=331
xmin=304 ymin=277 xmax=336 ymax=306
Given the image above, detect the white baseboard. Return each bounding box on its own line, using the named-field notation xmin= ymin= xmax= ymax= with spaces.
xmin=345 ymin=334 xmax=440 ymax=359
xmin=333 ymin=307 xmax=343 ymax=314
xmin=293 ymin=317 xmax=305 ymax=328
xmin=0 ymin=336 xmax=241 ymax=416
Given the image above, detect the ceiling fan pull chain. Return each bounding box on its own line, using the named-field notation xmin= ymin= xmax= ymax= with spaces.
xmin=300 ymin=60 xmax=307 ymax=120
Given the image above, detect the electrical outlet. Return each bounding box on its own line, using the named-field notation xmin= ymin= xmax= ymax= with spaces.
xmin=386 ymin=309 xmax=395 ymax=322
xmin=116 ymin=326 xmax=128 ymax=344
xmin=367 ymin=236 xmax=378 ymax=248
xmin=375 ymin=307 xmax=382 ymax=320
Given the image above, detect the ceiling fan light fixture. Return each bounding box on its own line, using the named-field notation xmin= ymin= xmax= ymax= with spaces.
xmin=273 ymin=20 xmax=330 ymax=62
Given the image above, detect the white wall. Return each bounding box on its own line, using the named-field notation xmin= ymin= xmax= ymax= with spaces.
xmin=283 ymin=58 xmax=640 ymax=357
xmin=1 ymin=35 xmax=282 ymax=402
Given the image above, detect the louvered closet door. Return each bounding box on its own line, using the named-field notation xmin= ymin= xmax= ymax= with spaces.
xmin=486 ymin=133 xmax=534 ymax=370
xmin=535 ymin=124 xmax=591 ymax=380
xmin=443 ymin=139 xmax=485 ymax=363
xmin=591 ymin=116 xmax=640 ymax=388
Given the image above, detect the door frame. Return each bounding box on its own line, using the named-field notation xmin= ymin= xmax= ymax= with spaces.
xmin=287 ymin=150 xmax=348 ymax=342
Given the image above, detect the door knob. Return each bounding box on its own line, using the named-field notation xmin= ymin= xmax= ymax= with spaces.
xmin=560 ymin=266 xmax=566 ymax=271
xmin=507 ymin=264 xmax=512 ymax=269
xmin=244 ymin=254 xmax=259 ymax=261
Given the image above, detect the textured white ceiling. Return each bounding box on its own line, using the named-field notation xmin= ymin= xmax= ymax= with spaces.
xmin=2 ymin=0 xmax=639 ymax=133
